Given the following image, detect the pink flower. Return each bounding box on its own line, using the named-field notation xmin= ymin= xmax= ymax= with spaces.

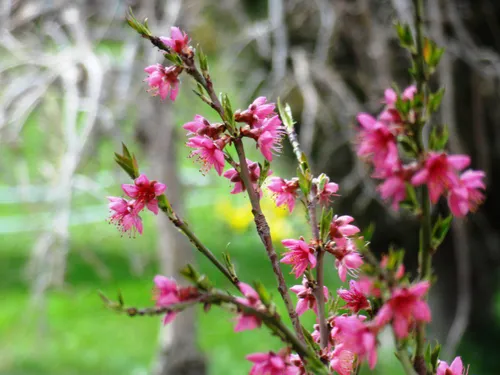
xmin=411 ymin=152 xmax=470 ymax=203
xmin=329 ymin=344 xmax=356 ymax=375
xmin=153 ymin=275 xmax=180 ymax=324
xmin=256 ymin=115 xmax=285 ymax=161
xmin=121 ymin=174 xmax=166 ymax=215
xmin=378 ymin=173 xmax=407 ymax=210
xmin=160 ymin=26 xmax=190 ymax=54
xmin=223 ymin=159 xmax=270 ymax=195
xmin=107 ymin=197 xmax=143 ymax=236
xmin=316 ymin=176 xmax=339 ymax=206
xmin=447 ymin=170 xmax=486 ymax=217
xmin=327 ymin=239 xmax=363 ymax=282
xmin=247 ymin=351 xmax=298 ymax=375
xmin=379 ymin=85 xmax=416 ymax=126
xmin=329 ymin=215 xmax=360 ymax=248
xmin=402 ymin=85 xmax=417 ymax=100
xmin=356 ymin=114 xmax=399 ymax=173
xmin=281 ymin=239 xmax=317 ymax=278
xmin=153 ymin=276 xmax=199 ymax=325
xmin=375 ymin=164 xmax=414 ymax=211
xmin=144 ymin=64 xmax=181 ymax=101
xmin=289 ymin=354 xmax=306 ymax=375
xmin=384 ymin=85 xmax=416 ymax=105
xmin=267 ymin=177 xmax=300 ymax=212
xmin=186 ymin=135 xmax=226 ymax=175
xmin=289 ymin=277 xmax=328 ymax=316
xmin=234 ymin=283 xmax=262 ymax=332
xmin=334 ymin=315 xmax=378 ymax=369
xmin=183 ymin=115 xmax=225 ymax=139
xmin=338 ymin=280 xmax=370 ymax=313
xmin=375 ymin=281 xmax=431 ymax=338
xmin=437 ymin=357 xmax=469 ymax=375
xmin=183 ymin=114 xmax=209 ymax=135
xmin=235 ymin=97 xmax=276 ymax=127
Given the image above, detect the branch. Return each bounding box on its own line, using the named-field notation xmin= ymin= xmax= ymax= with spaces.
xmin=101 ymin=289 xmax=326 ymax=372
xmin=284 ymin=122 xmax=329 ymax=348
xmin=233 ymin=139 xmax=306 ymax=345
xmin=412 ymin=0 xmax=432 ymax=373
xmin=158 ymin=202 xmax=240 ymax=288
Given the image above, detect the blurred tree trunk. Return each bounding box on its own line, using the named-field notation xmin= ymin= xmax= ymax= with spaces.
xmin=140 ymin=98 xmax=207 ymax=375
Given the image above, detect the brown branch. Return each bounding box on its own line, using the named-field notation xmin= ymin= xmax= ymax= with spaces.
xmin=158 ymin=203 xmax=240 ymax=288
xmin=103 ymin=289 xmax=327 ymax=372
xmin=233 ymin=139 xmax=305 ymax=345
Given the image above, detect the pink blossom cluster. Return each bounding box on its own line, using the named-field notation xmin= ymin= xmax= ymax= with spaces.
xmin=123 ymin=22 xmax=482 ymax=375
xmin=153 ymin=276 xmax=200 ymax=324
xmin=181 ymin=97 xmax=284 ymax=189
xmin=247 ymin=350 xmax=298 ymax=375
xmin=107 ymin=174 xmax=166 ymax=235
xmin=267 ymin=174 xmax=339 ymax=213
xmin=356 ymin=86 xmax=486 ymax=216
xmin=301 ymin=278 xmax=431 ymax=372
xmin=143 ymin=27 xmax=191 ymax=101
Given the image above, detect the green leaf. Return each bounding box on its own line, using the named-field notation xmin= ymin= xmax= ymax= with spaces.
xmin=428 ymin=88 xmax=445 ymax=113
xmin=316 ymin=173 xmax=328 ymax=193
xmin=320 ymin=207 xmax=334 ymax=242
xmin=258 ymin=160 xmax=271 ymax=187
xmin=431 ymin=214 xmax=453 ymax=250
xmin=429 ymin=47 xmax=445 ymax=68
xmin=114 ymin=144 xmax=140 ymax=179
xmin=425 ymin=342 xmax=432 ymax=367
xmin=428 ymin=125 xmax=449 ymax=151
xmin=302 ymin=325 xmax=321 ymax=352
xmin=398 ymin=135 xmax=419 ymax=157
xmin=180 ymin=264 xmax=201 ymax=284
xmin=362 ymin=222 xmax=376 ymax=242
xmin=121 ymin=142 xmax=132 ymax=159
xmin=164 ymin=53 xmax=183 ymax=66
xmin=277 ymin=98 xmax=294 ymax=130
xmin=220 ymin=93 xmax=235 ymax=127
xmin=431 ymin=343 xmax=441 ymax=371
xmin=395 ymin=95 xmax=411 ymax=116
xmin=196 ymin=274 xmax=213 ymax=291
xmin=297 ymin=168 xmax=312 ymax=196
xmin=222 ymin=252 xmax=237 ymax=279
xmin=196 ymin=82 xmax=205 ymax=95
xmin=197 ymin=46 xmax=209 ymax=73
xmin=157 ymin=194 xmax=173 ymax=215
xmin=126 ymin=8 xmax=152 ymax=36
xmin=395 ymin=22 xmax=414 ymax=49
xmin=253 ymin=281 xmax=272 ymax=307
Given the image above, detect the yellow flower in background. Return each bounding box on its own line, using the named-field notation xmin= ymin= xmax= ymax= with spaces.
xmin=215 ymin=195 xmax=300 ymax=240
xmin=216 ymin=199 xmax=253 ymax=232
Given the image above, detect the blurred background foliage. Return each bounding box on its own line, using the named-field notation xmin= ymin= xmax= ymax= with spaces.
xmin=1 ymin=0 xmax=500 ymax=374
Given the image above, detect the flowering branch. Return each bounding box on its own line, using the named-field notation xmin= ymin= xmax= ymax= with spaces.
xmin=107 ymin=9 xmax=486 ymax=375
xmin=280 ymin=106 xmax=329 ymax=349
xmin=101 ymin=287 xmax=327 ymax=374
xmin=137 ymin=19 xmax=306 ymax=344
xmin=233 ymin=139 xmax=306 ymax=345
xmin=412 ymin=0 xmax=433 ymax=372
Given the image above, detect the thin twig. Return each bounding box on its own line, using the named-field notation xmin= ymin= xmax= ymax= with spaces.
xmin=284 ymin=123 xmax=329 ymax=349
xmin=412 ymin=1 xmax=432 ymax=373
xmin=159 ymin=205 xmax=239 ymax=288
xmin=233 ymin=139 xmax=306 ymax=345
xmin=143 ymin=33 xmax=308 ymax=347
